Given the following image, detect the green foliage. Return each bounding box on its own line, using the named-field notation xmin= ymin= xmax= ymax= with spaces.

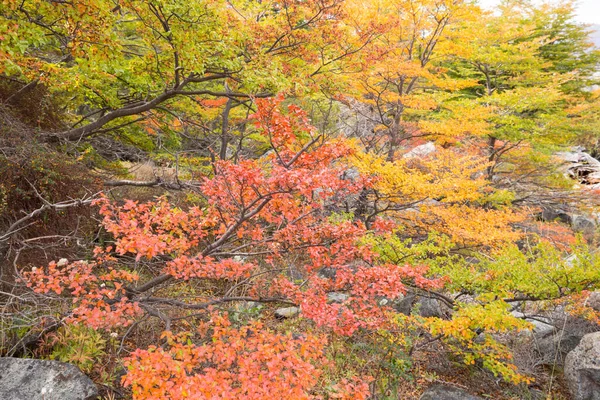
xmin=449 ymin=240 xmax=600 ymax=301
xmin=366 ymin=231 xmax=465 ymax=272
xmin=0 ymin=316 xmax=33 ymax=355
xmin=46 ymin=325 xmax=107 ymax=373
xmin=534 ymin=1 xmax=600 ymax=94
xmin=479 ymin=189 xmax=516 ymax=207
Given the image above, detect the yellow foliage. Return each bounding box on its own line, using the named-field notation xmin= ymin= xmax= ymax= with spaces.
xmin=411 ymin=204 xmax=524 ymax=248
xmin=425 ymin=302 xmax=533 ymax=384
xmin=419 ymin=102 xmax=495 ymax=138
xmin=353 ymin=148 xmax=491 ymax=203
xmin=353 ymin=148 xmax=524 ymax=248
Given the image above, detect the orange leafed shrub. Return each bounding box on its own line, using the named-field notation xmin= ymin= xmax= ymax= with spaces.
xmin=122 ymin=315 xmax=370 ymax=400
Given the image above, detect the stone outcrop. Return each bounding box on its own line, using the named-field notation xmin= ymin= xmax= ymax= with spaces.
xmin=0 ymin=357 xmax=98 ymax=400
xmin=564 ymin=332 xmax=600 ymax=400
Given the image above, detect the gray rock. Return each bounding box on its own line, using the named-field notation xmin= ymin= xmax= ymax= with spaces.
xmin=0 ymin=357 xmax=98 ymax=400
xmin=511 ymin=312 xmax=555 ymax=336
xmin=318 ymin=267 xmax=337 ymax=280
xmin=342 ymin=167 xmax=360 ymax=181
xmin=535 ymin=332 xmax=582 ymax=366
xmin=537 ymin=207 xmax=597 ymax=235
xmin=394 ymin=294 xmax=416 ymax=315
xmin=374 ymin=294 xmax=404 ymax=308
xmin=274 ymin=306 xmax=300 ymax=319
xmin=572 ymin=215 xmax=597 ymax=234
xmin=515 ymin=308 xmax=600 ymax=368
xmin=465 ymin=257 xmax=481 ymax=264
xmin=556 ymin=147 xmax=588 ymax=163
xmin=512 ymin=309 xmax=597 ymax=367
xmin=419 ymin=384 xmax=483 ymax=400
xmin=327 ymin=292 xmax=349 ymax=303
xmin=539 ymin=208 xmax=572 ymax=224
xmin=403 ymin=142 xmax=436 ymax=159
xmin=556 ymin=150 xmax=600 ymax=185
xmin=395 ymin=294 xmax=451 ymax=318
xmin=56 ymin=258 xmax=69 ymax=267
xmin=565 ymin=332 xmax=600 ymax=400
xmin=587 ymin=292 xmax=600 ymax=313
xmin=419 ymin=297 xmax=452 ymax=318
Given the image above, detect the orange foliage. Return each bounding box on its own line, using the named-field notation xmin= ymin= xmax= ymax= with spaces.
xmin=530 ymin=221 xmax=577 ymax=251
xmin=23 ymin=259 xmax=141 ymax=329
xmin=122 ymin=316 xmax=352 ymax=400
xmin=23 ymin=98 xmax=443 ymax=397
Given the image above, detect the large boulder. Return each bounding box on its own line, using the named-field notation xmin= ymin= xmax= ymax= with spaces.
xmin=419 ymin=384 xmax=483 ymax=400
xmin=327 ymin=292 xmax=349 ymax=303
xmin=514 ymin=310 xmax=598 ymax=367
xmin=537 ymin=208 xmax=596 ymax=235
xmin=565 ymin=332 xmax=600 ymax=400
xmin=342 ymin=167 xmax=360 ymax=181
xmin=403 ymin=142 xmax=436 ymax=159
xmin=0 ymin=357 xmax=98 ymax=400
xmin=511 ymin=311 xmax=555 ymax=336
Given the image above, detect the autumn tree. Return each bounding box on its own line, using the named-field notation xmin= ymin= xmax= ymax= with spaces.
xmin=425 ymin=0 xmax=599 ymax=182
xmin=339 ymin=0 xmax=475 ymax=160
xmin=19 ymin=98 xmax=443 ymax=397
xmin=534 ymin=0 xmax=600 ymax=95
xmin=3 ymin=0 xmax=600 ymax=398
xmin=337 ymin=4 xmax=600 ymax=387
xmin=532 ymin=0 xmax=600 ymax=156
xmin=0 ymin=0 xmax=375 ymax=284
xmin=0 ymin=0 xmax=371 ymax=148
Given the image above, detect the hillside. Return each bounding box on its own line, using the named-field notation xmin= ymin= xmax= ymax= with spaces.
xmin=1 ymin=1 xmax=600 ymax=400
